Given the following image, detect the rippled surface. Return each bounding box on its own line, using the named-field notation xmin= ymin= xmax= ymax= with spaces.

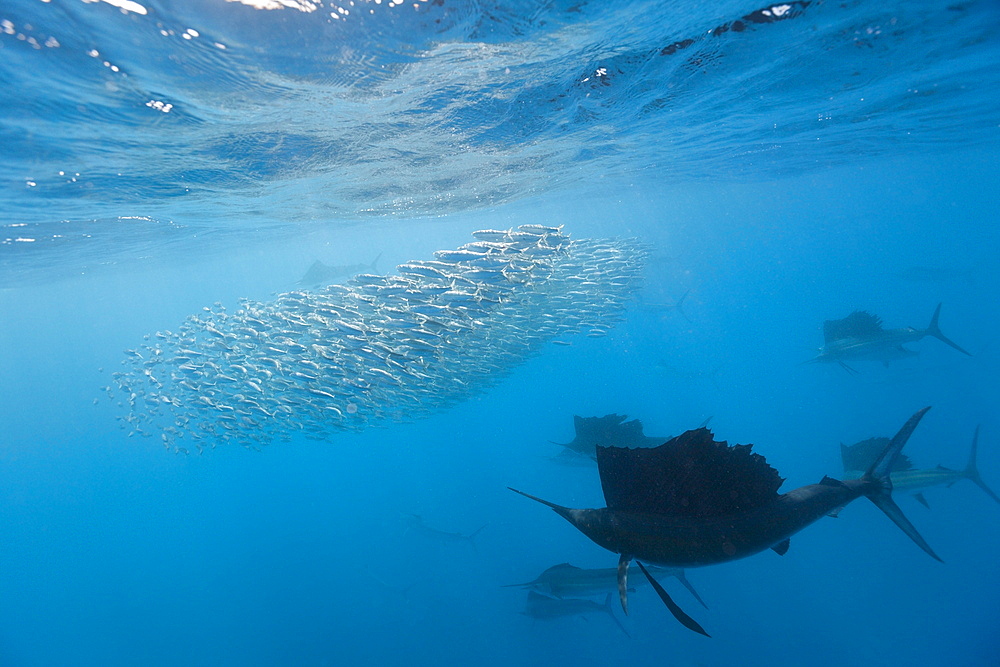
xmin=1 ymin=0 xmax=998 ymax=283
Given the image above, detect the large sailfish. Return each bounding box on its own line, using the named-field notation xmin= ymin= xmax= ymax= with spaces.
xmin=510 ymin=408 xmax=940 ymax=636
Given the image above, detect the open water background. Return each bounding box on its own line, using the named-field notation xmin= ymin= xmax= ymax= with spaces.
xmin=1 ymin=1 xmax=998 ymax=665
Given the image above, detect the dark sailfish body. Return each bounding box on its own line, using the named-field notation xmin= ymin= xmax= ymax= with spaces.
xmin=510 ymin=408 xmax=940 ymax=636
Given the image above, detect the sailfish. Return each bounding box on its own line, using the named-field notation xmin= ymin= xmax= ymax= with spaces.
xmin=510 ymin=408 xmax=941 ymax=636
xmin=811 ymin=303 xmax=970 ymax=372
xmin=298 ymin=253 xmax=382 ymax=286
xmin=841 ymin=426 xmax=1000 ymax=508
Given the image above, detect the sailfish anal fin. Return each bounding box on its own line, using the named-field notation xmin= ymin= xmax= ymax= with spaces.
xmin=770 ymin=538 xmax=790 ymax=556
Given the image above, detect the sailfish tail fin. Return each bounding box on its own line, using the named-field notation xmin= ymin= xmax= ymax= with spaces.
xmin=675 ymin=288 xmax=693 ymax=323
xmin=926 ymin=303 xmax=971 ymax=356
xmin=862 ymin=407 xmax=943 ymax=562
xmin=464 ymin=522 xmax=489 ymax=553
xmin=964 ymin=426 xmax=1000 ymax=505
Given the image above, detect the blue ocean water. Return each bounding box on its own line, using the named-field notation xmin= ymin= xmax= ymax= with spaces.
xmin=1 ymin=0 xmax=999 ymax=665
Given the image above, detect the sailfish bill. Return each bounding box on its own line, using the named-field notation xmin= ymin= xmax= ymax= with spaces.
xmin=509 ymin=407 xmax=941 ymax=635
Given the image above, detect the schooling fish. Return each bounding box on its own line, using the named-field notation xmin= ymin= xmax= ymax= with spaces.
xmin=510 ymin=408 xmax=940 ymax=636
xmin=811 ymin=303 xmax=970 ymax=372
xmin=842 ymin=426 xmax=1000 ymax=508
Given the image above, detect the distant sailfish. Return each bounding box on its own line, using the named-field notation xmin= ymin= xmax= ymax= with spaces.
xmin=811 ymin=303 xmax=970 ymax=372
xmin=841 ymin=426 xmax=1000 ymax=508
xmin=505 ymin=562 xmax=707 ymax=610
xmin=551 ymin=414 xmax=668 ymax=463
xmin=636 ymin=288 xmax=692 ymax=322
xmin=401 ymin=513 xmax=488 ymax=550
xmin=522 ymin=591 xmax=631 ymax=638
xmin=298 ymin=253 xmax=382 ymax=286
xmin=551 ymin=413 xmax=711 ymax=464
xmin=510 ymin=408 xmax=941 ymax=636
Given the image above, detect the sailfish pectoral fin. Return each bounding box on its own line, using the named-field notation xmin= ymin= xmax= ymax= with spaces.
xmin=636 ymin=561 xmax=710 ymax=637
xmin=838 ymin=360 xmax=860 ymax=375
xmin=617 ymin=553 xmax=630 ymax=615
